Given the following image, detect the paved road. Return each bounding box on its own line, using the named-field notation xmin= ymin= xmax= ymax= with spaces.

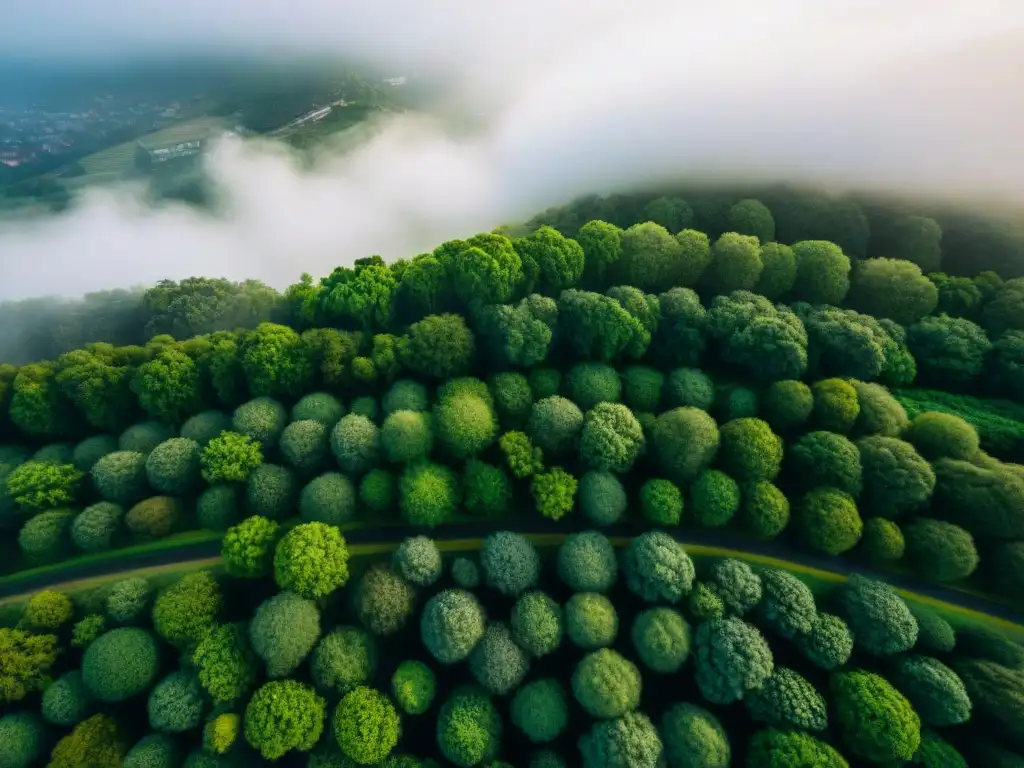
xmin=2 ymin=520 xmax=1022 ymax=626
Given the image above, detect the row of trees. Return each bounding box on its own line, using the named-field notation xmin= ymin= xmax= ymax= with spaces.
xmin=2 ymin=529 xmax=1020 ymax=766
xmin=4 ymin=350 xmax=1023 ymax=603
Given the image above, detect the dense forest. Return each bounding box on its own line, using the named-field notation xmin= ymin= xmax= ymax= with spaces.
xmin=2 ymin=185 xmax=1024 ymax=766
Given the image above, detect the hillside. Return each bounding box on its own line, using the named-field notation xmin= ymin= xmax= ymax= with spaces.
xmin=1 ymin=187 xmax=1024 ymax=765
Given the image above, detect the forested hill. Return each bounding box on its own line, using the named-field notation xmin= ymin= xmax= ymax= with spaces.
xmin=2 ymin=185 xmax=1024 ymax=368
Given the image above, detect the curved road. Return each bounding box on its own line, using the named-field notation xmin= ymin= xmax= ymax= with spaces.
xmin=3 ymin=520 xmax=1023 ymax=628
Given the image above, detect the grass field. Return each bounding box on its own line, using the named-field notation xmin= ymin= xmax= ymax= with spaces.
xmin=76 ymin=115 xmax=231 ymax=177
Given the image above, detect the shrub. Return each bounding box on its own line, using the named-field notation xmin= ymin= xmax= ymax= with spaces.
xmin=91 ymin=450 xmax=148 ymax=504
xmin=49 ymin=714 xmax=128 ymax=768
xmin=746 ymin=728 xmax=847 ymax=768
xmin=421 ymin=589 xmax=486 ymax=664
xmin=6 ymin=460 xmax=83 ymax=513
xmin=0 ymin=628 xmax=57 ymax=704
xmin=499 ymin=431 xmax=543 ymax=479
xmin=888 ymin=654 xmax=971 ymax=727
xmin=196 ymin=484 xmax=240 ymax=531
xmin=811 ymin=378 xmax=860 ymax=433
xmin=72 ymin=434 xmax=118 ymax=472
xmin=795 ymin=613 xmax=853 ymax=670
xmin=651 ymin=407 xmax=720 ymax=484
xmin=42 ymin=671 xmax=92 ymax=726
xmin=908 ymin=314 xmax=991 ymax=389
xmin=904 ymin=518 xmax=978 ymax=582
xmin=623 ymin=531 xmax=695 ymax=603
xmin=932 ymin=458 xmax=1024 ymax=540
xmin=249 ymin=591 xmax=321 ymax=678
xmin=663 ymin=368 xmax=715 ymax=411
xmin=203 ymin=714 xmax=239 ymax=757
xmin=279 ymin=419 xmax=330 ymax=476
xmin=222 ymin=515 xmax=279 ymax=578
xmin=105 ymin=576 xmax=151 ymax=625
xmin=70 ymin=614 xmax=105 ymax=649
xmin=762 ymin=380 xmax=813 ymax=433
xmin=125 ymin=496 xmax=182 ymax=540
xmin=911 ymin=607 xmax=956 ymax=654
xmin=21 ymin=589 xmax=73 ymax=632
xmin=18 ymin=508 xmax=75 ymax=563
xmin=179 ymin=410 xmax=232 ymax=447
xmin=758 ymin=569 xmax=817 ymax=640
xmin=532 ymin=466 xmax=578 ymax=521
xmin=746 ymin=667 xmax=827 ymax=731
xmin=382 ymin=380 xmax=428 ymax=415
xmin=434 ymin=391 xmax=498 ymax=459
xmin=579 ymin=470 xmax=627 ymax=526
xmin=622 ymin=366 xmax=663 ymax=412
xmin=707 ymin=559 xmax=762 ymax=616
xmin=579 ymin=711 xmax=663 ymax=768
xmin=145 ymin=438 xmax=201 ymax=494
xmin=354 ymin=564 xmax=414 ymax=637
xmin=557 ymin=530 xmax=617 ymax=592
xmin=200 ymin=432 xmax=262 ymax=484
xmin=660 ymin=703 xmax=730 ymax=768
xmin=858 ymin=436 xmax=935 ymax=518
xmin=694 ymin=618 xmax=774 ymax=705
xmin=333 ymin=686 xmax=400 ymax=765
xmin=639 ymin=478 xmax=683 ymax=526
xmin=469 ymin=622 xmax=530 ymax=695
xmin=292 ymin=392 xmax=345 ymax=425
xmin=566 ymin=593 xmax=618 ymax=649
xmin=330 ymin=414 xmax=381 ymax=475
xmin=274 ymin=522 xmax=350 ymax=599
xmin=463 ymin=459 xmax=511 ymax=518
xmin=191 ymin=621 xmax=257 ymax=705
xmin=950 ymin=659 xmax=1024 ymax=752
xmin=152 ymin=570 xmax=221 ymax=649
xmin=82 ymin=627 xmax=159 ymax=702
xmin=232 ymin=397 xmax=287 ymax=445
xmin=851 ymin=380 xmax=909 ymax=437
xmin=631 ymin=607 xmax=691 ymax=674
xmin=565 ymin=362 xmax=621 ymax=410
xmin=391 ymin=659 xmax=435 ymax=715
xmin=739 ymin=480 xmax=790 ymax=539
xmin=511 ymin=679 xmax=568 ymax=744
xmin=839 ymin=575 xmax=918 ymax=656
xmin=717 ymin=418 xmax=782 ymax=483
xmin=692 ymin=468 xmax=741 ymax=528
xmin=688 ymin=582 xmax=726 ymax=623
xmin=790 ymin=239 xmax=851 ymax=304
xmin=244 ymin=680 xmax=325 ymax=761
xmin=489 ymin=371 xmax=533 ymax=429
xmin=120 ymin=421 xmax=174 ymax=454
xmin=393 ymin=535 xmax=442 ymax=587
xmin=480 ymin=531 xmax=540 ymax=597
xmin=511 ymin=591 xmax=563 ymax=658
xmin=705 ymin=231 xmax=763 ymax=292
xmin=436 ymin=690 xmax=502 ymax=767
xmin=451 ymin=557 xmax=480 ymax=589
xmin=912 ymin=731 xmax=968 ymax=768
xmin=831 ymin=669 xmax=921 ymax=763
xmin=400 ymin=461 xmax=459 ymax=526
xmin=798 ymin=487 xmax=862 ymax=555
xmin=527 ymin=396 xmax=584 ymax=458
xmin=71 ymin=501 xmax=123 ymax=552
xmin=572 ymin=648 xmax=642 ymax=719
xmin=381 ymin=410 xmax=434 ymax=464
xmin=148 ymin=670 xmax=205 ymax=733
xmin=860 ymin=517 xmax=905 ymax=562
xmin=788 ymin=431 xmax=862 ymax=496
xmin=579 ymin=402 xmax=644 ymax=472
xmin=359 ymin=468 xmax=397 ymax=517
xmin=300 ymin=471 xmax=356 ymax=525
xmin=906 ymin=411 xmax=980 ymax=460
xmin=123 ymin=733 xmax=179 ymax=768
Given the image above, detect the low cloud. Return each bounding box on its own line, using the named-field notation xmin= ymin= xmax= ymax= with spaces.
xmin=1 ymin=0 xmax=1022 ymax=299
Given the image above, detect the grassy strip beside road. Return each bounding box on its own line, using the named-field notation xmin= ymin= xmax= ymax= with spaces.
xmin=2 ymin=527 xmax=1021 ymax=643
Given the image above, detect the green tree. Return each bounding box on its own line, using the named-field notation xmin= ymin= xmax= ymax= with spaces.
xmin=557 ymin=289 xmax=645 ymax=361
xmin=694 ymin=618 xmax=773 ymax=705
xmin=321 ymin=263 xmax=397 ymax=330
xmin=249 ymin=591 xmax=321 ymax=678
xmin=399 ymin=461 xmax=459 ymax=526
xmin=579 ymin=711 xmax=663 ymax=768
xmin=222 ymin=515 xmax=279 ymax=578
xmin=399 ymin=314 xmax=475 ymax=380
xmin=6 ymin=460 xmax=83 ymax=513
xmin=703 ymin=232 xmax=763 ymax=294
xmin=469 ymin=622 xmax=530 ymax=695
xmin=840 ymin=575 xmax=917 ymax=656
xmin=907 ymin=314 xmax=991 ymax=390
xmin=577 ymin=219 xmax=622 ymax=287
xmin=531 ymin=466 xmax=577 ymax=521
xmin=191 ymin=621 xmax=258 ymax=705
xmin=798 ymin=487 xmax=863 ymax=555
xmin=131 ymin=349 xmax=205 ymax=423
xmin=333 ymin=686 xmax=400 ymax=764
xmin=274 ymin=522 xmax=350 ymax=599
xmin=572 ymin=648 xmax=642 ymax=719
xmin=49 ymin=713 xmax=128 ymax=768
xmin=436 ymin=690 xmax=502 ymax=767
xmin=152 ymin=570 xmax=221 ymax=650
xmin=243 ymin=680 xmax=325 ymax=760
xmin=0 ymin=628 xmax=58 ymax=703
xmin=649 ymin=287 xmax=707 ymax=368
xmin=200 ymin=431 xmax=262 ymax=484
xmin=514 ymin=225 xmax=585 ymax=294
xmin=831 ymin=670 xmax=921 ymax=763
xmin=421 ymin=589 xmax=486 ymax=664
xmin=847 ymin=258 xmax=938 ymax=325
xmin=746 ymin=728 xmax=847 ymax=768
xmin=81 ymin=627 xmax=159 ymax=702
xmin=753 ymin=242 xmax=797 ymax=300
xmin=790 ymin=240 xmax=851 ymax=305
xmin=239 ymin=322 xmax=313 ymax=398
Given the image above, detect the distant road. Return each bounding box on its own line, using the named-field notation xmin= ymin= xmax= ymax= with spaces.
xmin=2 ymin=520 xmax=1021 ymax=628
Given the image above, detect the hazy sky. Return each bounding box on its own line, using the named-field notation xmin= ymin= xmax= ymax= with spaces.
xmin=1 ymin=0 xmax=1022 ymax=299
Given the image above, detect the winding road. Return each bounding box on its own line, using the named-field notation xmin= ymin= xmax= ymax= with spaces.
xmin=2 ymin=520 xmax=1022 ymax=631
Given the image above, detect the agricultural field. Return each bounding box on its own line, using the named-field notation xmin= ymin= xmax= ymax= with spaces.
xmin=4 ymin=188 xmax=1024 ymax=764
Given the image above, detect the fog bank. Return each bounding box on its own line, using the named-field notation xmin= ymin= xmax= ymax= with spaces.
xmin=1 ymin=0 xmax=1022 ymax=299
